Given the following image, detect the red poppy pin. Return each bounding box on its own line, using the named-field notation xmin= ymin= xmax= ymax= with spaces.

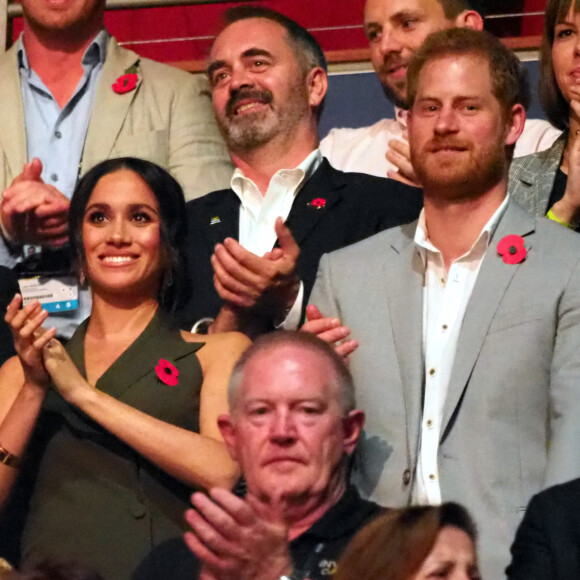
xmin=497 ymin=234 xmax=527 ymax=265
xmin=155 ymin=358 xmax=179 ymax=386
xmin=112 ymin=64 xmax=139 ymax=94
xmin=112 ymin=73 xmax=138 ymax=94
xmin=308 ymin=198 xmax=326 ymax=209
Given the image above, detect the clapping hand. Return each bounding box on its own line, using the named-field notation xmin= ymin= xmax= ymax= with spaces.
xmin=553 ymin=97 xmax=580 ymax=226
xmin=386 ymin=132 xmax=422 ymax=188
xmin=42 ymin=336 xmax=90 ymax=404
xmin=301 ymin=304 xmax=359 ymax=359
xmin=5 ymin=294 xmax=56 ymax=388
xmin=212 ymin=218 xmax=300 ymax=315
xmin=185 ymin=487 xmax=292 ymax=580
xmin=1 ymin=158 xmax=70 ymax=246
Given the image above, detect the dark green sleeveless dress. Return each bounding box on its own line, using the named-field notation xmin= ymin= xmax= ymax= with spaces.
xmin=21 ymin=312 xmax=204 ymax=580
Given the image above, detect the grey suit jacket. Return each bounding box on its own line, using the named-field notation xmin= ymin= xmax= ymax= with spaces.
xmin=508 ymin=135 xmax=566 ymax=216
xmin=310 ymin=199 xmax=580 ymax=579
xmin=0 ymin=34 xmax=233 ymax=267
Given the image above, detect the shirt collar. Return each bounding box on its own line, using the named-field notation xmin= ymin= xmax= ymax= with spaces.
xmin=414 ymin=195 xmax=510 ymax=264
xmin=291 ymin=486 xmax=380 ymax=543
xmin=17 ymin=29 xmax=109 ymax=73
xmin=231 ymin=148 xmax=323 ymax=198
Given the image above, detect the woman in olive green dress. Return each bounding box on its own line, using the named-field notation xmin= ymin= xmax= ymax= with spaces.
xmin=0 ymin=158 xmax=249 ymax=579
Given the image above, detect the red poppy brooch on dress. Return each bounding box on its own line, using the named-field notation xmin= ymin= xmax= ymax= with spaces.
xmin=497 ymin=234 xmax=527 ymax=265
xmin=112 ymin=64 xmax=139 ymax=94
xmin=308 ymin=198 xmax=326 ymax=209
xmin=155 ymin=358 xmax=179 ymax=386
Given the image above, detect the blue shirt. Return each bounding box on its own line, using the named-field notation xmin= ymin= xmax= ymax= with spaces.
xmin=17 ymin=31 xmax=108 ymax=338
xmin=18 ymin=30 xmax=108 ymax=198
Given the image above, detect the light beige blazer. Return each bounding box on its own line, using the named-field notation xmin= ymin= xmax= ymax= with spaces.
xmin=0 ymin=34 xmax=233 ymax=266
xmin=0 ymin=35 xmax=233 ymax=200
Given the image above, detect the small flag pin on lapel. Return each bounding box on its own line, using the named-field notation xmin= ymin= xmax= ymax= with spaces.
xmin=210 ymin=216 xmax=221 ymax=225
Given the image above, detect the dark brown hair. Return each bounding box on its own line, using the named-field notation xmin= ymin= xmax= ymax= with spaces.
xmin=335 ymin=503 xmax=478 ymax=580
xmin=407 ymin=27 xmax=530 ymax=116
xmin=217 ymin=6 xmax=327 ymax=118
xmin=69 ymin=157 xmax=188 ymax=315
xmin=539 ymin=0 xmax=580 ymax=130
xmin=437 ymin=0 xmax=485 ymax=19
xmin=220 ymin=5 xmax=327 ymax=73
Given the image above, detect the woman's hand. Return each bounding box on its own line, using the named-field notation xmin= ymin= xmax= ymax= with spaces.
xmin=386 ymin=132 xmax=422 ymax=188
xmin=5 ymin=295 xmax=56 ymax=388
xmin=301 ymin=304 xmax=359 ymax=359
xmin=42 ymin=338 xmax=91 ymax=404
xmin=554 ymin=98 xmax=580 ymax=226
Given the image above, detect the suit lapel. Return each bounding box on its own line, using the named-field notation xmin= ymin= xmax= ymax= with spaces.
xmin=441 ymin=201 xmax=536 ymax=438
xmin=95 ymin=312 xmax=202 ymax=400
xmin=196 ymin=159 xmax=343 ymax=249
xmin=196 ymin=190 xmax=240 ymax=246
xmin=285 ymin=159 xmax=344 ymax=246
xmin=383 ymin=222 xmax=425 ymax=465
xmin=82 ymin=38 xmax=142 ymax=172
xmin=508 ymin=135 xmax=564 ymax=216
xmin=0 ymin=44 xmax=28 ymax=180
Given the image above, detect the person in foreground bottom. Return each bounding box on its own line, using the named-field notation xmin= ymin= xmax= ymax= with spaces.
xmin=336 ymin=502 xmax=480 ymax=580
xmin=185 ymin=331 xmax=381 ymax=580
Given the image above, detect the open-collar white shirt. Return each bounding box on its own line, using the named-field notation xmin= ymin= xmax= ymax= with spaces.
xmin=230 ymin=148 xmax=322 ymax=328
xmin=231 ymin=148 xmax=322 ymax=255
xmin=414 ymin=195 xmax=509 ymax=505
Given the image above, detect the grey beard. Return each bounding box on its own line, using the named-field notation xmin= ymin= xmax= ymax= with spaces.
xmin=225 ymin=119 xmax=279 ymax=150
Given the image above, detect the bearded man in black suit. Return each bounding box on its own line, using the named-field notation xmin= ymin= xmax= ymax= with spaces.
xmin=176 ymin=6 xmax=422 ymax=337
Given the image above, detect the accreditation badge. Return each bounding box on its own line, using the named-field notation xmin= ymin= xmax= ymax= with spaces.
xmin=15 ymin=246 xmax=79 ymax=312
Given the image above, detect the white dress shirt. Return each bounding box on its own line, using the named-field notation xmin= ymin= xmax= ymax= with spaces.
xmin=320 ymin=109 xmax=561 ymax=178
xmin=230 ymin=148 xmax=323 ymax=328
xmin=231 ymin=148 xmax=322 ymax=254
xmin=414 ymin=196 xmax=509 ymax=504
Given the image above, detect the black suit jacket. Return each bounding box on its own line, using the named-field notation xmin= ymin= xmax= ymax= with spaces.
xmin=175 ymin=159 xmax=423 ymax=329
xmin=507 ymin=478 xmax=580 ymax=580
xmin=0 ymin=266 xmax=18 ymax=366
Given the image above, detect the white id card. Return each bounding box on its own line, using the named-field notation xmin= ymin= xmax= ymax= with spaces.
xmin=18 ymin=275 xmax=79 ymax=312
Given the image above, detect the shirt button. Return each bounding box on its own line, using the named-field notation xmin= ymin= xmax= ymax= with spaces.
xmin=402 ymin=469 xmax=411 ymax=485
xmin=440 ymin=277 xmax=446 ymax=286
xmin=442 ymin=324 xmax=448 ymax=331
xmin=429 ymin=473 xmax=436 ymax=481
xmin=50 ymin=173 xmax=58 ymax=182
xmin=54 ymin=130 xmax=62 ymax=139
xmin=130 ymin=504 xmax=147 ymax=518
xmin=426 ymin=419 xmax=433 ymax=428
xmin=429 ymin=368 xmax=436 ymax=376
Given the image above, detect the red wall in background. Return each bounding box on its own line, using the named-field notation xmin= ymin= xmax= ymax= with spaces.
xmin=11 ymin=0 xmax=548 ymax=65
xmin=521 ymin=0 xmax=546 ymax=36
xmin=12 ymin=0 xmax=369 ymax=63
